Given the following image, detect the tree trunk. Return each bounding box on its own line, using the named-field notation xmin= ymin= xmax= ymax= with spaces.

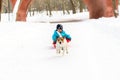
xmin=66 ymin=8 xmax=70 ymax=14
xmin=0 ymin=0 xmax=2 ymax=21
xmin=112 ymin=0 xmax=118 ymax=18
xmin=47 ymin=0 xmax=52 ymax=16
xmin=8 ymin=0 xmax=11 ymax=21
xmin=16 ymin=0 xmax=32 ymax=21
xmin=78 ymin=0 xmax=84 ymax=12
xmin=62 ymin=1 xmax=65 ymax=14
xmin=10 ymin=0 xmax=16 ymax=10
xmin=29 ymin=5 xmax=32 ymax=16
xmin=69 ymin=0 xmax=76 ymax=14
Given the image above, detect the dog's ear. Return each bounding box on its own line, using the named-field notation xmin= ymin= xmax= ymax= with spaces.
xmin=61 ymin=37 xmax=64 ymax=41
xmin=62 ymin=37 xmax=66 ymax=39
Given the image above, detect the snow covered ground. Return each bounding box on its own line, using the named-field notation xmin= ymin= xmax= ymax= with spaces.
xmin=0 ymin=11 xmax=120 ymax=80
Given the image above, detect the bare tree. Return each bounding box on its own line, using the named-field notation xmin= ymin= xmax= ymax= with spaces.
xmin=46 ymin=0 xmax=52 ymax=16
xmin=69 ymin=0 xmax=76 ymax=14
xmin=62 ymin=0 xmax=65 ymax=14
xmin=28 ymin=0 xmax=87 ymax=15
xmin=112 ymin=0 xmax=119 ymax=18
xmin=78 ymin=0 xmax=84 ymax=12
xmin=62 ymin=0 xmax=70 ymax=14
xmin=0 ymin=0 xmax=2 ymax=21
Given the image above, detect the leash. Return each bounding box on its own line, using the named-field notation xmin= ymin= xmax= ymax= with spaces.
xmin=57 ymin=31 xmax=62 ymax=37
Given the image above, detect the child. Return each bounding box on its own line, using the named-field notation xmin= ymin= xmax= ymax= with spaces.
xmin=52 ymin=24 xmax=71 ymax=48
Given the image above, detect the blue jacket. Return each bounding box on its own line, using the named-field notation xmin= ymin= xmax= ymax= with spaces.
xmin=52 ymin=30 xmax=71 ymax=42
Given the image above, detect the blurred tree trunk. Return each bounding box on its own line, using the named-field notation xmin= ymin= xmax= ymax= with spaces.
xmin=32 ymin=8 xmax=35 ymax=16
xmin=62 ymin=0 xmax=70 ymax=14
xmin=29 ymin=5 xmax=32 ymax=16
xmin=62 ymin=0 xmax=65 ymax=14
xmin=8 ymin=0 xmax=11 ymax=21
xmin=112 ymin=0 xmax=118 ymax=18
xmin=53 ymin=0 xmax=57 ymax=11
xmin=69 ymin=0 xmax=76 ymax=14
xmin=0 ymin=0 xmax=2 ymax=21
xmin=46 ymin=0 xmax=52 ymax=16
xmin=46 ymin=6 xmax=48 ymax=15
xmin=66 ymin=7 xmax=70 ymax=14
xmin=78 ymin=0 xmax=84 ymax=12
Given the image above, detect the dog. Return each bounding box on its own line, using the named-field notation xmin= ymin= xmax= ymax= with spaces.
xmin=56 ymin=37 xmax=68 ymax=55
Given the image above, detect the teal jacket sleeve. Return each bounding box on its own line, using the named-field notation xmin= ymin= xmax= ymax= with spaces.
xmin=52 ymin=30 xmax=59 ymax=42
xmin=62 ymin=31 xmax=71 ymax=40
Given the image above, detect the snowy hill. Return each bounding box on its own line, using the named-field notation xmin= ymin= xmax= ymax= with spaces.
xmin=0 ymin=12 xmax=120 ymax=80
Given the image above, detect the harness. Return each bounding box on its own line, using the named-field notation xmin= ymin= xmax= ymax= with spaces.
xmin=57 ymin=31 xmax=62 ymax=37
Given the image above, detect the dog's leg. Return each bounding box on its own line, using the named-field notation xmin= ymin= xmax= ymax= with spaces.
xmin=58 ymin=49 xmax=60 ymax=53
xmin=64 ymin=45 xmax=68 ymax=54
xmin=56 ymin=47 xmax=59 ymax=53
xmin=66 ymin=47 xmax=68 ymax=54
xmin=62 ymin=48 xmax=65 ymax=55
xmin=56 ymin=48 xmax=58 ymax=53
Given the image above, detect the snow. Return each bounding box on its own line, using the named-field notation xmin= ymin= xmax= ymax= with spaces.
xmin=0 ymin=11 xmax=120 ymax=80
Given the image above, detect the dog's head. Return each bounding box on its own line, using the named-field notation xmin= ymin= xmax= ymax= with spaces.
xmin=57 ymin=37 xmax=64 ymax=44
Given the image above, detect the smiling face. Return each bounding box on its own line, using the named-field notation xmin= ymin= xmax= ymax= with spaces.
xmin=57 ymin=29 xmax=62 ymax=33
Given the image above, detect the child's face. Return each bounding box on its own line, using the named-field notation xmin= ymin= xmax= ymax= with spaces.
xmin=57 ymin=29 xmax=62 ymax=32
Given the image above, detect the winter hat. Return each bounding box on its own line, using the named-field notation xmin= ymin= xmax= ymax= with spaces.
xmin=56 ymin=24 xmax=63 ymax=30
